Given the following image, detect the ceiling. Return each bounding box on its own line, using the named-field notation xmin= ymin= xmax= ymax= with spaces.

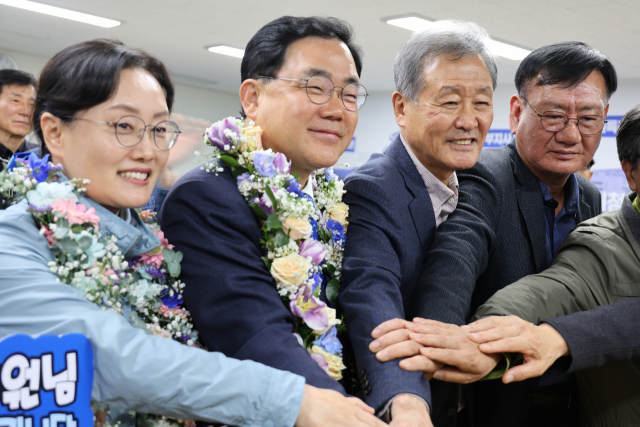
xmin=1 ymin=0 xmax=639 ymax=94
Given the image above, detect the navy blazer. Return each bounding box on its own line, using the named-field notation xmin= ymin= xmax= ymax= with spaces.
xmin=339 ymin=136 xmax=433 ymax=412
xmin=159 ymin=165 xmax=345 ymax=394
xmin=410 ymin=140 xmax=601 ymax=427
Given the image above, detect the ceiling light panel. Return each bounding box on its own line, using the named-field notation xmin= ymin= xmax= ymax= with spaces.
xmin=207 ymin=46 xmax=245 ymax=58
xmin=0 ymin=0 xmax=120 ymax=28
xmin=386 ymin=16 xmax=531 ymax=60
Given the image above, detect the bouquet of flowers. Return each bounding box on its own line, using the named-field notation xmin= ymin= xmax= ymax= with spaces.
xmin=200 ymin=116 xmax=349 ymax=379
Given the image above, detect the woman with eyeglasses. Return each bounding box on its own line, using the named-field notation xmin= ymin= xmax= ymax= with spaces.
xmin=0 ymin=39 xmax=383 ymax=427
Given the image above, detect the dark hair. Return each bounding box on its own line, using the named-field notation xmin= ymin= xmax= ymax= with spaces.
xmin=515 ymin=41 xmax=617 ymax=102
xmin=34 ymin=39 xmax=174 ymax=152
xmin=241 ymin=16 xmax=363 ymax=82
xmin=0 ymin=69 xmax=37 ymax=94
xmin=617 ymin=104 xmax=640 ymax=170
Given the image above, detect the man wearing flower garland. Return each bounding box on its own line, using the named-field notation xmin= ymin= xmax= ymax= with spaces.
xmin=160 ymin=16 xmax=390 ymax=427
xmin=338 ymin=21 xmax=496 ymax=427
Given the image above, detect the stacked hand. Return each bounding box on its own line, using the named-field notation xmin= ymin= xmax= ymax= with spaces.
xmin=368 ymin=316 xmax=570 ymax=384
xmin=464 ymin=316 xmax=570 ymax=383
xmin=295 ymin=385 xmax=387 ymax=427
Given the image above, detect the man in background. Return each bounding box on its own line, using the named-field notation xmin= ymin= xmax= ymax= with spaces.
xmin=0 ymin=69 xmax=37 ymax=170
xmin=578 ymin=158 xmax=594 ymax=180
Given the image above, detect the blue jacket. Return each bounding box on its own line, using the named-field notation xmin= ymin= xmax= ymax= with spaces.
xmin=159 ymin=165 xmax=345 ymax=393
xmin=338 ymin=136 xmax=434 ymax=412
xmin=0 ymin=188 xmax=305 ymax=427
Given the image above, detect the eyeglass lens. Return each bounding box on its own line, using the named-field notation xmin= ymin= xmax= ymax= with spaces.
xmin=115 ymin=115 xmax=179 ymax=150
xmin=305 ymin=75 xmax=367 ymax=111
xmin=540 ymin=112 xmax=605 ymax=135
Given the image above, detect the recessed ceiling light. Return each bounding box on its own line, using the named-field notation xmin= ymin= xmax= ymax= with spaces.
xmin=0 ymin=0 xmax=120 ymax=28
xmin=386 ymin=16 xmax=531 ymax=61
xmin=207 ymin=46 xmax=245 ymax=59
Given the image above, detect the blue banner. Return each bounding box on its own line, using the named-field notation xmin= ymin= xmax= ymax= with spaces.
xmin=0 ymin=335 xmax=94 ymax=427
xmin=345 ymin=137 xmax=356 ymax=152
xmin=602 ymin=115 xmax=624 ymax=138
xmin=484 ymin=130 xmax=513 ymax=148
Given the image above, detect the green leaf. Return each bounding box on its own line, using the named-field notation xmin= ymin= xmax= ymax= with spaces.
xmin=249 ymin=203 xmax=268 ymax=220
xmin=264 ymin=185 xmax=278 ymax=211
xmin=326 ymin=278 xmax=340 ymax=303
xmin=325 ymin=263 xmax=336 ymax=277
xmin=71 ymin=224 xmax=84 ymax=234
xmin=61 ymin=239 xmax=79 ymax=254
xmin=262 ymin=256 xmax=272 ymax=270
xmin=77 ymin=235 xmax=93 ymax=250
xmin=274 ymin=229 xmax=290 ymax=247
xmin=167 ymin=260 xmax=181 ymax=278
xmin=54 ymin=226 xmax=69 ymax=240
xmin=220 ymin=154 xmax=241 ymax=168
xmin=151 ymin=298 xmax=163 ymax=309
xmin=231 ymin=166 xmax=249 ymax=179
xmin=163 ymin=248 xmax=183 ymax=277
xmin=265 ymin=214 xmax=283 ymax=230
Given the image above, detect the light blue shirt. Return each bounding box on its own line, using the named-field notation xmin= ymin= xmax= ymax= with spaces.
xmin=0 ymin=192 xmax=305 ymax=427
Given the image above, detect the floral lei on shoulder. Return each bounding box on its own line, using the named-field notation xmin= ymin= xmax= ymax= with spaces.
xmin=0 ymin=152 xmax=198 ymax=427
xmin=200 ymin=116 xmax=348 ymax=380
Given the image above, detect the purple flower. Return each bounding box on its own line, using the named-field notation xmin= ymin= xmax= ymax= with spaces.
xmin=252 ymin=193 xmax=274 ymax=216
xmin=6 ymin=152 xmax=31 ymax=171
xmin=286 ymin=179 xmax=304 ymax=197
xmin=142 ymin=265 xmax=166 ymax=280
xmin=237 ymin=172 xmax=253 ymax=185
xmin=310 ymin=352 xmax=329 ymax=370
xmin=29 ymin=153 xmax=51 ymax=183
xmin=313 ymin=326 xmax=343 ymax=354
xmin=290 ymin=294 xmax=329 ymax=332
xmin=311 ymin=273 xmax=322 ymax=293
xmin=299 ymin=239 xmax=328 ymax=265
xmin=326 ymin=219 xmax=345 ymax=241
xmin=254 ymin=153 xmax=277 ymax=176
xmin=206 ymin=118 xmax=240 ymax=151
xmin=160 ymin=287 xmax=183 ymax=309
xmin=324 ymin=167 xmax=338 ymax=182
xmin=273 ymin=152 xmax=291 ymax=174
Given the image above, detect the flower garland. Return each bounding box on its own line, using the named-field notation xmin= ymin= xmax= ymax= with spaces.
xmin=0 ymin=152 xmax=198 ymax=427
xmin=200 ymin=117 xmax=348 ymax=380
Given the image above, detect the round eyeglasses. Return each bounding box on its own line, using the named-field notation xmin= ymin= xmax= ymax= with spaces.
xmin=257 ymin=75 xmax=368 ymax=111
xmin=66 ymin=115 xmax=181 ymax=150
xmin=522 ymin=96 xmax=607 ymax=136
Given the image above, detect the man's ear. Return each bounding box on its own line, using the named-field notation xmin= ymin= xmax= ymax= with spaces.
xmin=239 ymin=79 xmax=261 ymax=121
xmin=392 ymin=91 xmax=408 ymax=128
xmin=509 ymin=94 xmax=523 ymax=135
xmin=622 ymin=159 xmax=637 ymax=192
xmin=40 ymin=112 xmax=65 ymax=161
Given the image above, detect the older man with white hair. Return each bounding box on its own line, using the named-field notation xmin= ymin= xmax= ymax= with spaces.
xmin=338 ymin=20 xmax=496 ymax=427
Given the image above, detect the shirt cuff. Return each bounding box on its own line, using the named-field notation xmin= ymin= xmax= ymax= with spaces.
xmin=377 ymin=393 xmax=430 ymax=422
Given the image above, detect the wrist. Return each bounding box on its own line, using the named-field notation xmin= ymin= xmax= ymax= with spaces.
xmin=539 ymin=323 xmax=570 ymax=357
xmin=391 ymin=393 xmax=429 ymax=416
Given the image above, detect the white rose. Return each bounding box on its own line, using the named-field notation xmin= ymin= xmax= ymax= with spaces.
xmin=309 ymin=345 xmax=346 ymax=380
xmin=270 ymin=253 xmax=312 ymax=288
xmin=327 ymin=202 xmax=349 ymax=230
xmin=313 ymin=307 xmax=341 ymax=335
xmin=282 ymin=216 xmax=313 ymax=241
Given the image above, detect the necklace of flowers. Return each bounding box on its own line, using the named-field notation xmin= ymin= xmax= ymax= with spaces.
xmin=200 ymin=116 xmax=349 ymax=380
xmin=0 ymin=152 xmax=198 ymax=427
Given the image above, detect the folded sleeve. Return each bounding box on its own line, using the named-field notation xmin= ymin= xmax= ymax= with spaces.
xmin=0 ymin=206 xmax=305 ymax=427
xmin=160 ymin=169 xmax=345 ymax=393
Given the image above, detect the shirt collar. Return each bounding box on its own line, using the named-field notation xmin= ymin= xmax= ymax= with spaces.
xmin=399 ymin=133 xmax=459 ymax=198
xmin=538 ymin=173 xmax=580 ymax=214
xmin=301 ymin=175 xmax=314 ymax=202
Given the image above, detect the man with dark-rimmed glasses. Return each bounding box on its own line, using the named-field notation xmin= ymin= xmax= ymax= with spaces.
xmin=370 ymin=41 xmax=617 ymax=427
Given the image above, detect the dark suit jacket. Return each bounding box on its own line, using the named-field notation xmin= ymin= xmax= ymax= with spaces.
xmin=339 ymin=136 xmax=433 ymax=412
xmin=410 ymin=140 xmax=601 ymax=427
xmin=159 ymin=165 xmax=345 ymax=394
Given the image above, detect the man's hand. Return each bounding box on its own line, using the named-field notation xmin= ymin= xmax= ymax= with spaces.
xmin=465 ymin=315 xmax=570 ymax=384
xmin=389 ymin=393 xmax=433 ymax=427
xmin=369 ymin=318 xmax=425 ymax=362
xmin=399 ymin=319 xmax=501 ymax=383
xmin=295 ymin=385 xmax=387 ymax=427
